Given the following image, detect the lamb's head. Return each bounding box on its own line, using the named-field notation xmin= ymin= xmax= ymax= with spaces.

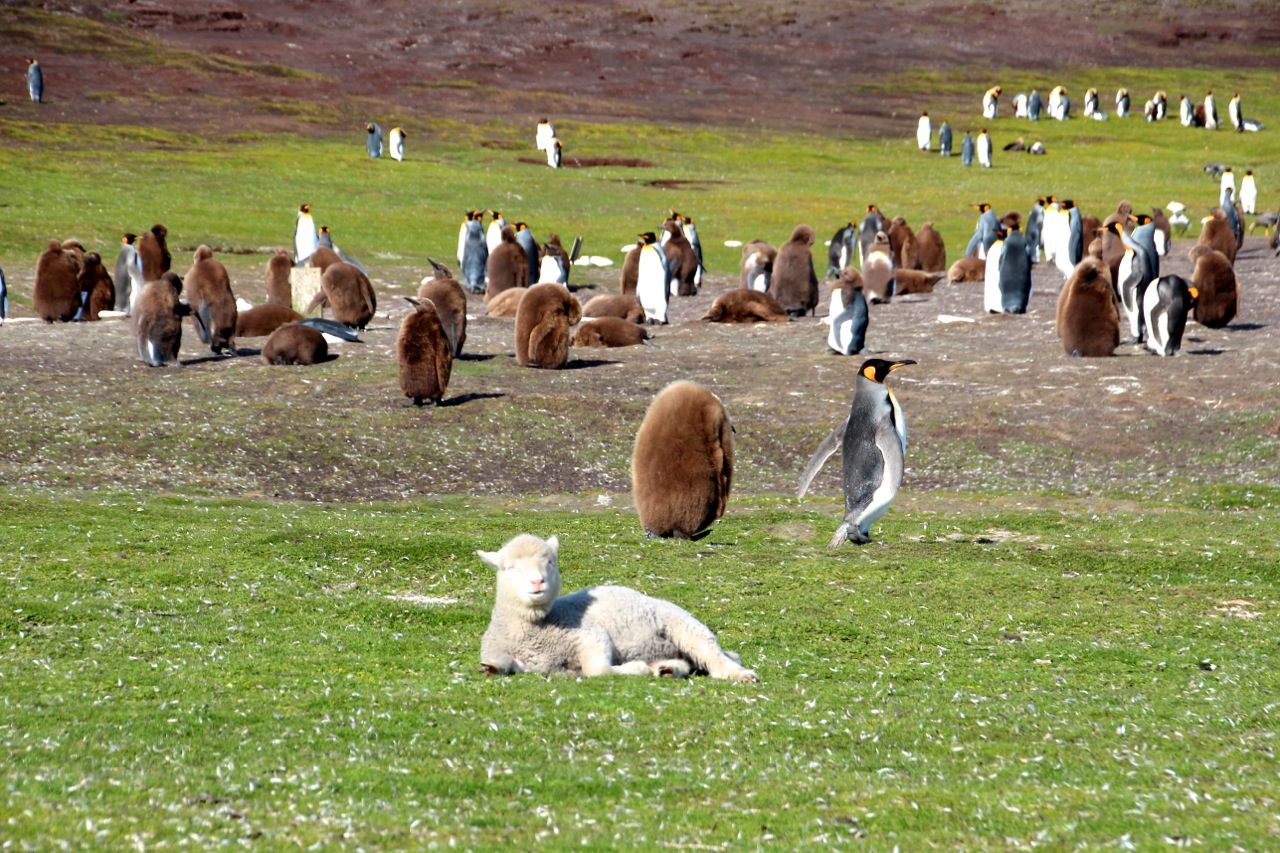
xmin=477 ymin=534 xmax=561 ymax=621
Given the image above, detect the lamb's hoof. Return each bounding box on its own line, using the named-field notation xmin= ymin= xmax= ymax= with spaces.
xmin=480 ymin=663 xmax=501 ymax=677
xmin=731 ymin=669 xmax=759 ymax=682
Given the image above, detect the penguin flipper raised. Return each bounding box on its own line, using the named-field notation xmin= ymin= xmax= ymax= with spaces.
xmin=297 ymin=317 xmax=362 ymax=342
xmin=796 ymin=419 xmax=848 ymax=498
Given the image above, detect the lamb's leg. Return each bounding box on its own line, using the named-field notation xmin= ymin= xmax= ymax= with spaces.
xmin=580 ymin=639 xmax=650 ymax=676
xmin=650 ymin=659 xmax=692 ymax=678
xmin=665 ymin=611 xmax=759 ymax=682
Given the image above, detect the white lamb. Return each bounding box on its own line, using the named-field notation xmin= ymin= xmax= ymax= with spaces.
xmin=478 ymin=534 xmax=758 ymax=681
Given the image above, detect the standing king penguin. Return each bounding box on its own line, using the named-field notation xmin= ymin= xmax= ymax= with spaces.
xmin=27 ymin=59 xmax=43 ymax=103
xmin=366 ymin=122 xmax=383 ymax=158
xmin=916 ymin=112 xmax=932 ymax=151
xmin=294 ymin=204 xmax=319 ymax=263
xmin=976 ymin=129 xmax=992 ymax=168
xmin=1142 ymin=275 xmax=1198 ymax=357
xmin=797 ymin=358 xmax=916 ymax=547
xmin=113 ymin=233 xmax=145 ymax=315
xmin=982 ymin=86 xmax=1001 ymax=120
xmin=1027 ymin=88 xmax=1042 ymax=121
xmin=460 ymin=211 xmax=489 ymax=294
xmin=389 ymin=127 xmax=406 ymax=161
xmin=995 ymin=224 xmax=1032 ymax=313
xmin=938 ymin=120 xmax=953 ymax=157
xmin=961 ymin=131 xmax=975 ymax=166
xmin=1240 ymin=170 xmax=1258 ymax=215
xmin=535 ymin=118 xmax=556 ymax=152
xmin=634 ymin=232 xmax=671 ymax=325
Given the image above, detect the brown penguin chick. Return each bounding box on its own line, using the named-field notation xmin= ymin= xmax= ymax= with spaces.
xmin=834 ymin=266 xmax=865 ymax=305
xmin=266 ymin=249 xmax=294 ymax=308
xmin=582 ymin=293 xmax=645 ymax=324
xmin=133 ymin=272 xmax=189 ymax=367
xmin=770 ymin=224 xmax=819 ymax=317
xmin=571 ymin=316 xmax=651 ymax=347
xmin=1000 ymin=211 xmax=1022 ymax=229
xmin=136 ymin=224 xmax=171 ymax=280
xmin=1197 ymin=211 xmax=1237 ymax=265
xmin=1188 ymin=244 xmax=1237 ymax=328
xmin=262 ymin=323 xmax=329 ymax=366
xmin=1150 ymin=207 xmax=1172 ymax=253
xmin=662 ymin=220 xmax=699 ymax=296
xmin=33 ymin=239 xmax=85 ymax=322
xmin=915 ymin=222 xmax=947 ymax=272
xmin=739 ymin=239 xmax=777 ymax=290
xmin=861 ymin=231 xmax=896 ymax=303
xmin=307 ymin=246 xmax=342 ymax=274
xmin=484 ymin=225 xmax=529 ymax=303
xmin=514 ymin=283 xmax=581 ymax=369
xmin=1103 ymin=200 xmax=1133 ymax=231
xmin=59 ymin=239 xmax=87 ymax=268
xmin=1080 ymin=215 xmax=1102 ymax=247
xmin=79 ymin=252 xmax=115 ymax=320
xmin=185 ymin=245 xmax=238 ymax=355
xmin=702 ymin=289 xmax=791 ymax=323
xmin=306 ymin=261 xmax=376 ymax=329
xmin=1056 ymin=257 xmax=1119 ymax=357
xmin=893 ymin=269 xmax=944 ymax=295
xmin=1099 ymin=221 xmax=1125 ymax=284
xmin=631 ymin=380 xmax=733 ymax=540
xmin=485 ymin=287 xmax=527 ymax=318
xmin=887 ymin=217 xmax=920 ymax=270
xmin=396 ymin=298 xmax=453 ymax=405
xmin=236 ymin=304 xmax=304 ymax=338
xmin=620 ymin=244 xmax=641 ymax=296
xmin=947 ymin=256 xmax=986 ymax=284
xmin=417 ymin=274 xmax=468 ymax=356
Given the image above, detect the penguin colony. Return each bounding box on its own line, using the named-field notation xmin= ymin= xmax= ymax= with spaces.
xmin=7 ymin=80 xmax=1270 ymax=550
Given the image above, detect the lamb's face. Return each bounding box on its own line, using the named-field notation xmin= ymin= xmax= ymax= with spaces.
xmin=479 ymin=534 xmax=562 ymax=614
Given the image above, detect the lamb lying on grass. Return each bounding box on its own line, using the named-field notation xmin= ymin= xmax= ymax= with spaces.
xmin=478 ymin=533 xmax=758 ymax=681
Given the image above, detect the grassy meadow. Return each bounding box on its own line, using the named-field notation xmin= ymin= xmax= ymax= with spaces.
xmin=2 ymin=13 xmax=1280 ymax=849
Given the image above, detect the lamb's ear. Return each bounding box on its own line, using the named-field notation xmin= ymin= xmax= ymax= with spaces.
xmin=546 ymin=536 xmax=559 ymax=556
xmin=476 ymin=549 xmax=503 ymax=571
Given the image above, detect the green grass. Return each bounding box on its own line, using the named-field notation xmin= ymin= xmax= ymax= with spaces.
xmin=2 ymin=65 xmax=1277 ymax=282
xmin=1 ymin=494 xmax=1277 ymax=849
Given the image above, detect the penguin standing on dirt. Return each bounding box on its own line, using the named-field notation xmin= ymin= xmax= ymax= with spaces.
xmin=982 ymin=225 xmax=1008 ymax=312
xmin=27 ymin=59 xmax=43 ymax=103
xmin=634 ymin=232 xmax=671 ymax=325
xmin=797 ymin=358 xmax=916 ymax=547
xmin=113 ymin=234 xmax=146 ymax=315
xmin=964 ymin=203 xmax=1000 ymax=259
xmin=827 ymin=271 xmax=870 ymax=356
xmin=1117 ymin=215 xmax=1159 ymax=343
xmin=995 ymin=224 xmax=1032 ymax=313
xmin=916 ymin=112 xmax=932 ymax=151
xmin=827 ymin=222 xmax=855 ymax=278
xmin=1063 ymin=199 xmax=1084 ymax=273
xmin=366 ymin=122 xmax=383 ymax=158
xmin=961 ymin=131 xmax=975 ymax=166
xmin=460 ymin=211 xmax=489 ymax=294
xmin=389 ymin=127 xmax=406 ymax=161
xmin=1143 ymin=275 xmax=1198 ymax=357
xmin=1025 ymin=198 xmax=1046 ymax=264
xmin=515 ymin=222 xmax=540 ymax=284
xmin=938 ymin=120 xmax=953 ymax=157
xmin=294 ymin=204 xmax=319 ymax=263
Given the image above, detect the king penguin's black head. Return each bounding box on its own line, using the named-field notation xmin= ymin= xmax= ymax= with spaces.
xmin=859 ymin=358 xmax=916 ymax=384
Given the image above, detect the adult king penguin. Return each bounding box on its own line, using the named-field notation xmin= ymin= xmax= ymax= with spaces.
xmin=982 ymin=86 xmax=1001 ymax=120
xmin=515 ymin=222 xmax=540 ymax=284
xmin=27 ymin=59 xmax=43 ymax=103
xmin=1203 ymin=91 xmax=1219 ymax=129
xmin=113 ymin=233 xmax=145 ymax=315
xmin=961 ymin=131 xmax=975 ymax=166
xmin=976 ymin=128 xmax=992 ymax=168
xmin=1143 ymin=275 xmax=1198 ymax=357
xmin=294 ymin=204 xmax=319 ymax=263
xmin=982 ymin=224 xmax=1008 ymax=313
xmin=389 ymin=127 xmax=406 ymax=161
xmin=995 ymin=224 xmax=1032 ymax=313
xmin=1027 ymin=88 xmax=1042 ymax=121
xmin=938 ymin=120 xmax=953 ymax=157
xmin=1240 ymin=170 xmax=1258 ymax=215
xmin=1116 ymin=88 xmax=1130 ymax=118
xmin=964 ymin=203 xmax=1000 ymax=259
xmin=366 ymin=122 xmax=383 ymax=158
xmin=634 ymin=232 xmax=671 ymax=325
xmin=1025 ymin=197 xmax=1046 ymax=264
xmin=535 ymin=118 xmax=556 ymax=152
xmin=797 ymin=358 xmax=916 ymax=547
xmin=916 ymin=112 xmax=932 ymax=151
xmin=1116 ymin=214 xmax=1159 ymax=343
xmin=460 ymin=211 xmax=489 ymax=294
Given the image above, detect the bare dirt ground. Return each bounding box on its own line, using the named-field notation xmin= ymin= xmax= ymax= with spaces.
xmin=1 ymin=1 xmax=1278 ymax=506
xmin=1 ymin=240 xmax=1277 ymax=506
